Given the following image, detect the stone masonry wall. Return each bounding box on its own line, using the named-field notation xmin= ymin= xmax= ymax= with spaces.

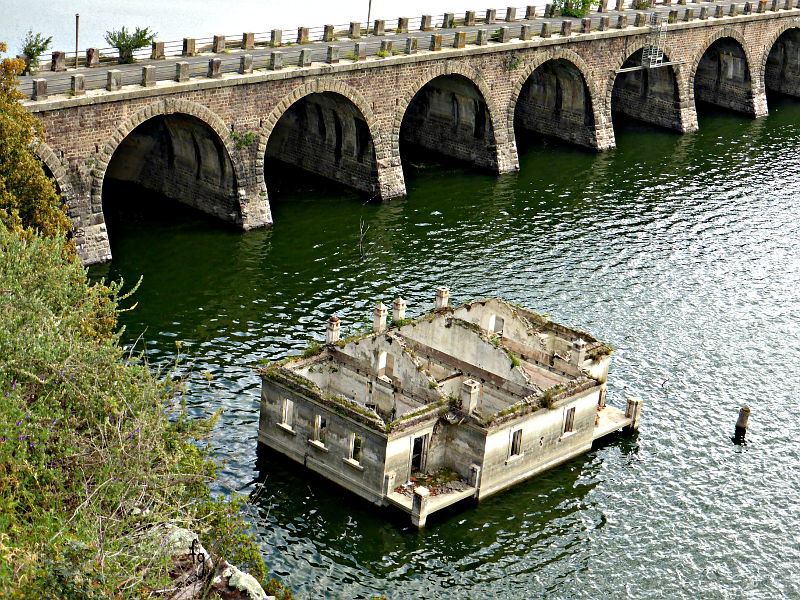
xmin=26 ymin=11 xmax=800 ymax=265
xmin=765 ymin=28 xmax=800 ymax=96
xmin=694 ymin=37 xmax=756 ymax=115
xmin=612 ymin=50 xmax=683 ymax=131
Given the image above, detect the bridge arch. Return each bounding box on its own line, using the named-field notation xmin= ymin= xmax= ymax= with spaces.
xmin=30 ymin=139 xmax=74 ymax=202
xmin=257 ymin=81 xmax=398 ymax=199
xmin=95 ymin=98 xmax=248 ymax=229
xmin=509 ymin=48 xmax=613 ymax=151
xmin=762 ymin=20 xmax=800 ymax=104
xmin=689 ymin=28 xmax=767 ymax=117
xmin=394 ymin=63 xmax=516 ymax=173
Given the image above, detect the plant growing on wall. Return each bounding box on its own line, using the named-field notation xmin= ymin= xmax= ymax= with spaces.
xmin=104 ymin=26 xmax=157 ymax=63
xmin=20 ymin=30 xmax=52 ymax=75
xmin=553 ymin=0 xmax=601 ymax=17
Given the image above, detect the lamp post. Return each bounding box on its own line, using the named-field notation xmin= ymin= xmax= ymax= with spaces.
xmin=74 ymin=13 xmax=80 ymax=69
xmin=367 ymin=0 xmax=373 ymax=29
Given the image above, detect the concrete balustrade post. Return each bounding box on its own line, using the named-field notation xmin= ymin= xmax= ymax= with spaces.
xmin=239 ymin=53 xmax=253 ymax=73
xmin=757 ymin=0 xmax=766 ymax=12
xmin=599 ymin=16 xmax=610 ymax=30
xmin=581 ymin=18 xmax=592 ymax=32
xmin=269 ymin=51 xmax=284 ymax=69
xmin=411 ymin=486 xmax=431 ymax=528
xmin=323 ymin=25 xmax=335 ymax=42
xmin=71 ymin=74 xmax=85 ymax=96
xmin=684 ymin=8 xmax=695 ymax=20
xmin=540 ymin=22 xmax=552 ymax=37
xmin=297 ymin=27 xmax=309 ymax=44
xmin=349 ymin=22 xmax=361 ymax=38
xmin=715 ymin=5 xmax=725 ymax=16
xmin=430 ymin=34 xmax=442 ymax=50
xmin=299 ymin=49 xmax=311 ymax=66
xmin=32 ymin=78 xmax=47 ymax=100
xmin=212 ymin=35 xmax=225 ymax=53
xmin=784 ymin=0 xmax=792 ymax=9
xmin=270 ymin=29 xmax=282 ymax=46
xmin=744 ymin=2 xmax=752 ymax=12
xmin=454 ymin=31 xmax=467 ymax=47
xmin=521 ymin=24 xmax=534 ymax=39
xmin=355 ymin=42 xmax=367 ymax=59
xmin=443 ymin=12 xmax=455 ymax=27
xmin=668 ymin=9 xmax=678 ymax=22
xmin=663 ymin=0 xmax=671 ymax=5
xmin=477 ymin=29 xmax=489 ymax=44
xmin=51 ymin=51 xmax=66 ymax=72
xmin=380 ymin=40 xmax=393 ymax=54
xmin=326 ymin=45 xmax=339 ymax=63
xmin=151 ymin=41 xmax=165 ymax=60
xmin=635 ymin=12 xmax=647 ymax=25
xmin=544 ymin=4 xmax=554 ymax=17
xmin=207 ymin=58 xmax=222 ymax=78
xmin=421 ymin=15 xmax=433 ymax=30
xmin=405 ymin=37 xmax=418 ymax=53
xmin=700 ymin=6 xmax=709 ymax=18
xmin=398 ymin=17 xmax=409 ymax=32
xmin=485 ymin=8 xmax=497 ymax=23
xmin=106 ymin=70 xmax=122 ymax=91
xmin=373 ymin=20 xmax=385 ymax=35
xmin=175 ymin=61 xmax=190 ymax=81
xmin=525 ymin=5 xmax=536 ymax=19
xmin=729 ymin=4 xmax=739 ymax=16
xmin=242 ymin=32 xmax=255 ymax=49
xmin=615 ymin=0 xmax=625 ymax=10
xmin=498 ymin=26 xmax=511 ymax=42
xmin=465 ymin=10 xmax=476 ymax=25
xmin=86 ymin=48 xmax=100 ymax=68
xmin=182 ymin=38 xmax=196 ymax=56
xmin=598 ymin=0 xmax=608 ymax=11
xmin=617 ymin=14 xmax=629 ymax=27
xmin=141 ymin=65 xmax=156 ymax=87
xmin=505 ymin=6 xmax=517 ymax=21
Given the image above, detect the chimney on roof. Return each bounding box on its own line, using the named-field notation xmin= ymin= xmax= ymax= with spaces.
xmin=572 ymin=338 xmax=587 ymax=365
xmin=461 ymin=378 xmax=481 ymax=413
xmin=373 ymin=302 xmax=388 ymax=333
xmin=435 ymin=286 xmax=450 ymax=309
xmin=326 ymin=316 xmax=341 ymax=345
xmin=393 ymin=297 xmax=407 ymax=323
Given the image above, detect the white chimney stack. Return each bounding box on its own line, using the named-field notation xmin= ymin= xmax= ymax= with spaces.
xmin=393 ymin=297 xmax=407 ymax=323
xmin=435 ymin=286 xmax=450 ymax=309
xmin=373 ymin=302 xmax=388 ymax=333
xmin=461 ymin=378 xmax=481 ymax=413
xmin=326 ymin=316 xmax=341 ymax=345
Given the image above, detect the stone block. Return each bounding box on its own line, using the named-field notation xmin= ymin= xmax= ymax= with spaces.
xmin=239 ymin=53 xmax=253 ymax=74
xmin=729 ymin=4 xmax=739 ymax=15
xmin=678 ymin=0 xmax=686 ymax=4
xmin=86 ymin=47 xmax=100 ymax=67
xmin=616 ymin=0 xmax=625 ymax=10
xmin=540 ymin=22 xmax=551 ymax=37
xmin=485 ymin=8 xmax=497 ymax=23
xmin=32 ymin=78 xmax=47 ymax=100
xmin=581 ymin=18 xmax=592 ymax=33
xmin=354 ymin=42 xmax=367 ymax=60
xmin=598 ymin=0 xmax=608 ymax=11
xmin=454 ymin=31 xmax=467 ymax=47
xmin=443 ymin=12 xmax=455 ymax=27
xmin=561 ymin=20 xmax=572 ymax=36
xmin=421 ymin=15 xmax=433 ymax=30
xmin=326 ymin=45 xmax=339 ymax=63
xmin=380 ymin=40 xmax=393 ymax=54
xmin=744 ymin=1 xmax=752 ymax=12
xmin=525 ymin=5 xmax=536 ymax=19
xmin=270 ymin=29 xmax=282 ymax=46
xmin=521 ymin=24 xmax=534 ymax=39
xmin=635 ymin=12 xmax=647 ymax=26
xmin=212 ymin=35 xmax=225 ymax=53
xmin=668 ymin=9 xmax=678 ymax=22
xmin=297 ymin=27 xmax=309 ymax=44
xmin=175 ymin=61 xmax=190 ymax=81
xmin=617 ymin=14 xmax=628 ymax=27
xmin=430 ymin=34 xmax=442 ymax=51
xmin=182 ymin=37 xmax=196 ymax=56
xmin=599 ymin=16 xmax=610 ymax=30
xmin=477 ymin=29 xmax=489 ymax=45
xmin=141 ymin=65 xmax=156 ymax=87
xmin=106 ymin=70 xmax=122 ymax=91
xmin=299 ymin=49 xmax=311 ymax=66
xmin=373 ymin=20 xmax=385 ymax=36
xmin=207 ymin=58 xmax=222 ymax=78
xmin=269 ymin=51 xmax=284 ymax=70
xmin=505 ymin=7 xmax=517 ymax=21
xmin=757 ymin=0 xmax=766 ymax=11
xmin=242 ymin=32 xmax=255 ymax=49
xmin=715 ymin=5 xmax=725 ymax=16
xmin=51 ymin=51 xmax=66 ymax=72
xmin=684 ymin=8 xmax=695 ymax=20
xmin=498 ymin=26 xmax=511 ymax=42
xmin=398 ymin=17 xmax=409 ymax=33
xmin=323 ymin=25 xmax=335 ymax=42
xmin=151 ymin=41 xmax=165 ymax=60
xmin=465 ymin=10 xmax=476 ymax=25
xmin=70 ymin=74 xmax=85 ymax=96
xmin=544 ymin=3 xmax=554 ymax=17
xmin=663 ymin=0 xmax=672 ymax=5
xmin=349 ymin=22 xmax=361 ymax=38
xmin=405 ymin=37 xmax=418 ymax=53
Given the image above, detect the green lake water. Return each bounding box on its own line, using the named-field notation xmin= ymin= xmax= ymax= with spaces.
xmin=91 ymin=98 xmax=800 ymax=599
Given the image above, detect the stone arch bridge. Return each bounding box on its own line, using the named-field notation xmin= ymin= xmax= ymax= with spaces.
xmin=23 ymin=3 xmax=800 ymax=264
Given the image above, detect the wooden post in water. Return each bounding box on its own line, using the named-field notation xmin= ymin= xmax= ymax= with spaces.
xmin=734 ymin=406 xmax=750 ymax=442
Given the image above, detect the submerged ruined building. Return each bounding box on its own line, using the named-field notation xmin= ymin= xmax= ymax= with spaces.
xmin=258 ymin=288 xmax=641 ymax=526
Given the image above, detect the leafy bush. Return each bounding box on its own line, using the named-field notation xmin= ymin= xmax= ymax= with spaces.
xmin=20 ymin=30 xmax=52 ymax=74
xmin=554 ymin=0 xmax=601 ymax=17
xmin=104 ymin=26 xmax=157 ymax=63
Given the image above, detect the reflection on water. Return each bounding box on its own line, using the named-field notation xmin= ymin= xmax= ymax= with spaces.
xmin=94 ymin=96 xmax=800 ymax=599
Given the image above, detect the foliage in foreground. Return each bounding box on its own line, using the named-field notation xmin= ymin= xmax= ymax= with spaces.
xmin=553 ymin=0 xmax=601 ymax=17
xmin=0 ymin=42 xmax=72 ymax=241
xmin=20 ymin=30 xmax=52 ymax=74
xmin=104 ymin=27 xmax=157 ymax=63
xmin=0 ymin=227 xmax=290 ymax=598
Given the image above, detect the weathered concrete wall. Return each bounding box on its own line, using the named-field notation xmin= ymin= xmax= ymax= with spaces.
xmin=765 ymin=27 xmax=800 ymax=96
xmin=104 ymin=114 xmax=240 ymax=223
xmin=27 ymin=11 xmax=800 ymax=264
xmin=612 ymin=50 xmax=683 ymax=131
xmin=266 ymin=92 xmax=379 ymax=194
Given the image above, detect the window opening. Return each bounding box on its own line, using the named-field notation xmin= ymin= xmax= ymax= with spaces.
xmin=411 ymin=435 xmax=425 ymax=472
xmin=314 ymin=415 xmax=327 ymax=444
xmin=351 ymin=434 xmax=363 ymax=463
xmin=280 ymin=399 xmax=294 ymax=428
xmin=510 ymin=428 xmax=523 ymax=457
xmin=563 ymin=407 xmax=576 ymax=434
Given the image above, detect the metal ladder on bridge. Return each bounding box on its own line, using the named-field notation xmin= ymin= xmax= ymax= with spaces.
xmin=641 ymin=13 xmax=667 ymax=68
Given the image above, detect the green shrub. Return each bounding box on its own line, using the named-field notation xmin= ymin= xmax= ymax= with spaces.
xmin=20 ymin=30 xmax=52 ymax=74
xmin=554 ymin=0 xmax=600 ymax=17
xmin=104 ymin=26 xmax=156 ymax=63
